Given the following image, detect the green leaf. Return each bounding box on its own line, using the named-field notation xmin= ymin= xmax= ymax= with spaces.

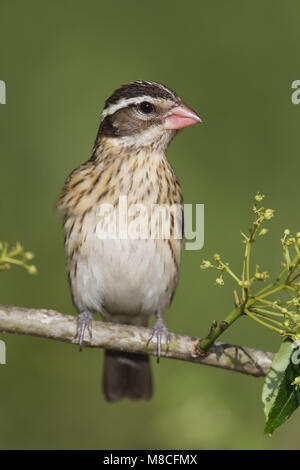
xmin=262 ymin=339 xmax=293 ymax=418
xmin=262 ymin=339 xmax=300 ymax=434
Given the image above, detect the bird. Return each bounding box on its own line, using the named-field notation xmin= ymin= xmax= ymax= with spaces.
xmin=57 ymin=81 xmax=201 ymax=402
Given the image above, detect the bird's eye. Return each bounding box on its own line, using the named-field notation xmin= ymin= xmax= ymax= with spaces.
xmin=138 ymin=101 xmax=155 ymax=114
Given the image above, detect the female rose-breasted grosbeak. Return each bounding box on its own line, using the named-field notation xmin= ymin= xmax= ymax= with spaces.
xmin=57 ymin=81 xmax=201 ymax=402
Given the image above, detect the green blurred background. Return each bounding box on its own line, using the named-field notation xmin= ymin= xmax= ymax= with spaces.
xmin=1 ymin=0 xmax=300 ymax=450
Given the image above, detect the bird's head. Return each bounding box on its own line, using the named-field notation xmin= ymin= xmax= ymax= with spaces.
xmin=98 ymin=81 xmax=202 ymax=152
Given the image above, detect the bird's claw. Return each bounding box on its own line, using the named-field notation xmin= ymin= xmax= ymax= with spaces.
xmin=75 ymin=311 xmax=93 ymax=350
xmin=147 ymin=317 xmax=170 ymax=363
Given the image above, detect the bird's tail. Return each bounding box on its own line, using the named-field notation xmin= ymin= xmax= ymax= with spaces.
xmin=102 ymin=349 xmax=152 ymax=402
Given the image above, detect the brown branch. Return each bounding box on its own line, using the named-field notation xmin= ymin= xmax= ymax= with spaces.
xmin=0 ymin=304 xmax=274 ymax=377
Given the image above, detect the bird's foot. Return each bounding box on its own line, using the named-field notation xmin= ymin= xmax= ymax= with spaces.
xmin=147 ymin=317 xmax=170 ymax=363
xmin=75 ymin=311 xmax=93 ymax=350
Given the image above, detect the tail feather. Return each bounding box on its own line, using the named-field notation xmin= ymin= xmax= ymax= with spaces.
xmin=102 ymin=350 xmax=152 ymax=402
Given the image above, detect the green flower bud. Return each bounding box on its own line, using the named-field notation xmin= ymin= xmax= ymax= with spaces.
xmin=215 ymin=276 xmax=224 ymax=286
xmin=254 ymin=193 xmax=264 ymax=202
xmin=24 ymin=252 xmax=34 ymax=260
xmin=200 ymin=260 xmax=213 ymax=269
xmin=264 ymin=209 xmax=275 ymax=220
xmin=27 ymin=265 xmax=38 ymax=275
xmin=259 ymin=228 xmax=268 ymax=236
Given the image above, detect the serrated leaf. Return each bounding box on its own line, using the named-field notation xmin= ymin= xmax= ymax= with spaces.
xmin=262 ymin=339 xmax=300 ymax=434
xmin=264 ymin=360 xmax=300 ymax=434
xmin=262 ymin=339 xmax=294 ymax=418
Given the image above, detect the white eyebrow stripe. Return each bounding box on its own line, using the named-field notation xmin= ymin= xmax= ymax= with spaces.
xmin=101 ymin=96 xmax=156 ymax=120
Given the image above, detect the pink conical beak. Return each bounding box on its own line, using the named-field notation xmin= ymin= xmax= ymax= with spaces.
xmin=163 ymin=102 xmax=202 ymax=130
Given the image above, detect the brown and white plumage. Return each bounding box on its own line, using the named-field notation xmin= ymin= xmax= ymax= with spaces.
xmin=57 ymin=81 xmax=201 ymax=402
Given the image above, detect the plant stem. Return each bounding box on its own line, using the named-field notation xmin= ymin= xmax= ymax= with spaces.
xmin=258 ymin=283 xmax=294 ymax=300
xmin=0 ymin=256 xmax=25 ymax=267
xmin=198 ymin=306 xmax=243 ymax=353
xmin=245 ymin=240 xmax=251 ymax=282
xmin=289 ymin=271 xmax=300 ymax=284
xmin=252 ymin=311 xmax=286 ymax=328
xmin=244 ymin=308 xmax=284 ymax=334
xmin=253 ymin=307 xmax=285 ymax=317
xmin=255 ymin=254 xmax=299 ymax=298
